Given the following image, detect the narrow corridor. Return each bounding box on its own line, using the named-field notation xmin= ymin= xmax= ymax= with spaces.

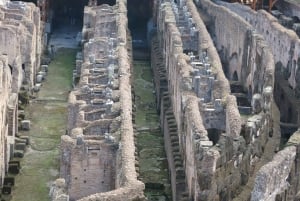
xmin=11 ymin=36 xmax=78 ymax=200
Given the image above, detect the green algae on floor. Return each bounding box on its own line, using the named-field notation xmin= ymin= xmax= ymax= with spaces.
xmin=133 ymin=60 xmax=171 ymax=201
xmin=11 ymin=48 xmax=77 ymax=201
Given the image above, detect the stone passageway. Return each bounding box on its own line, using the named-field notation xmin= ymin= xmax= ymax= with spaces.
xmin=133 ymin=60 xmax=171 ymax=200
xmin=10 ymin=31 xmax=78 ymax=201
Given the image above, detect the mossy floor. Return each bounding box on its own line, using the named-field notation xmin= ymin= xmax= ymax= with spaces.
xmin=10 ymin=48 xmax=77 ymax=201
xmin=133 ymin=60 xmax=171 ymax=200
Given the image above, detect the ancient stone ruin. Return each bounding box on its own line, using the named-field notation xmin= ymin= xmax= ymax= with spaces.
xmin=0 ymin=1 xmax=41 ymax=196
xmin=0 ymin=0 xmax=300 ymax=200
xmin=58 ymin=2 xmax=145 ymax=200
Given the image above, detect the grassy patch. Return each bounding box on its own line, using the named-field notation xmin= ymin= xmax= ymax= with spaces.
xmin=11 ymin=149 xmax=59 ymax=201
xmin=39 ymin=48 xmax=77 ymax=99
xmin=133 ymin=60 xmax=171 ymax=200
xmin=11 ymin=48 xmax=76 ymax=201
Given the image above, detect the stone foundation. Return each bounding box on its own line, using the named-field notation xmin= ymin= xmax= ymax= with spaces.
xmin=0 ymin=0 xmax=41 ymax=190
xmin=153 ymin=0 xmax=277 ymax=200
xmin=58 ymin=1 xmax=145 ymax=200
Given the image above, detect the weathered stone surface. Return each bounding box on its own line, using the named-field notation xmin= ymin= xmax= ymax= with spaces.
xmin=49 ymin=178 xmax=69 ymax=201
xmin=0 ymin=0 xmax=291 ymax=200
xmin=21 ymin=120 xmax=30 ymax=130
xmin=59 ymin=1 xmax=145 ymax=201
xmin=251 ymin=146 xmax=296 ymax=201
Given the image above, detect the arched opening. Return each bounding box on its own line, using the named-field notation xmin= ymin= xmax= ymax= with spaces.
xmin=232 ymin=71 xmax=238 ymax=81
xmin=228 ymin=53 xmax=238 ymax=81
xmin=207 ymin=128 xmax=222 ymax=145
xmin=8 ymin=65 xmax=13 ymax=75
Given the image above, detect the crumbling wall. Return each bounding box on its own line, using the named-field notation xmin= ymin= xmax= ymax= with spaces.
xmin=0 ymin=55 xmax=13 ymax=185
xmin=58 ymin=1 xmax=145 ymax=200
xmin=155 ymin=0 xmax=277 ymax=200
xmin=251 ymin=130 xmax=300 ymax=201
xmin=194 ymin=0 xmax=277 ymax=199
xmin=218 ymin=1 xmax=300 ymax=125
xmin=196 ymin=0 xmax=274 ymax=99
xmin=0 ymin=1 xmax=42 ymax=188
xmin=0 ymin=1 xmax=41 ymax=90
xmin=156 ymin=1 xmax=228 ymax=200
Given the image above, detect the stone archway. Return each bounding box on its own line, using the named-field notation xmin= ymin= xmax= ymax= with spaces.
xmin=232 ymin=70 xmax=238 ymax=81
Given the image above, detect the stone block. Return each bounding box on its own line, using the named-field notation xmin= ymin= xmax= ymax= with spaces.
xmin=19 ymin=135 xmax=30 ymax=145
xmin=15 ymin=137 xmax=26 ymax=144
xmin=200 ymin=140 xmax=213 ymax=147
xmin=41 ymin=64 xmax=48 ymax=72
xmin=15 ymin=143 xmax=26 ymax=151
xmin=33 ymin=83 xmax=42 ymax=92
xmin=21 ymin=120 xmax=30 ymax=130
xmin=2 ymin=186 xmax=11 ymax=195
xmin=38 ymin=71 xmax=47 ymax=76
xmin=9 ymin=160 xmax=20 ymax=168
xmin=14 ymin=150 xmax=24 ymax=158
xmin=8 ymin=164 xmax=19 ymax=174
xmin=3 ymin=177 xmax=15 ymax=186
xmin=36 ymin=74 xmax=43 ymax=83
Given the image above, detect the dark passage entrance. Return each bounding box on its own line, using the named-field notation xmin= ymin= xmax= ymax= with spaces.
xmin=97 ymin=0 xmax=116 ymax=5
xmin=51 ymin=0 xmax=88 ymax=28
xmin=127 ymin=0 xmax=153 ymax=53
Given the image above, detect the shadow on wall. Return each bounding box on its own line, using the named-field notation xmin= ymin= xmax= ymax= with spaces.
xmin=127 ymin=0 xmax=153 ymax=48
xmin=51 ymin=0 xmax=88 ymax=28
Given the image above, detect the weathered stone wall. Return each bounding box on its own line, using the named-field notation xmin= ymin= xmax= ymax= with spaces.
xmin=0 ymin=1 xmax=41 ymax=90
xmin=155 ymin=1 xmax=226 ymax=200
xmin=275 ymin=0 xmax=300 ymax=20
xmin=154 ymin=0 xmax=277 ymax=200
xmin=0 ymin=55 xmax=13 ymax=185
xmin=251 ymin=130 xmax=300 ymax=201
xmin=195 ymin=0 xmax=277 ymax=199
xmin=0 ymin=1 xmax=41 ymax=188
xmin=57 ymin=1 xmax=145 ymax=200
xmin=218 ymin=1 xmax=300 ymax=125
xmin=196 ymin=0 xmax=274 ymax=100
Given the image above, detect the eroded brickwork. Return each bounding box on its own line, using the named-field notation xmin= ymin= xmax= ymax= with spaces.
xmin=56 ymin=1 xmax=145 ymax=201
xmin=0 ymin=0 xmax=41 ymax=189
xmin=153 ymin=0 xmax=277 ymax=200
